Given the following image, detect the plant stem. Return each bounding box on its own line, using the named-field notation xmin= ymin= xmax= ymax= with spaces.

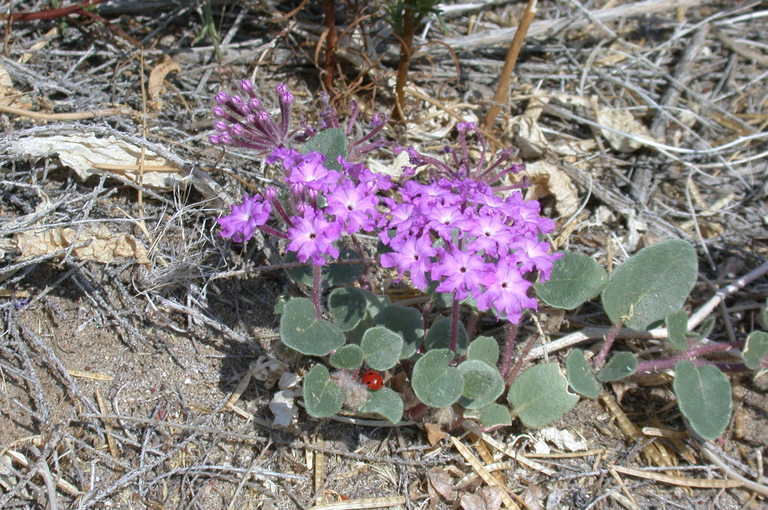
xmin=482 ymin=0 xmax=538 ymax=132
xmin=635 ymin=341 xmax=741 ymax=372
xmin=312 ymin=264 xmax=323 ymax=319
xmin=322 ymin=0 xmax=337 ymax=93
xmin=594 ymin=321 xmax=622 ymax=369
xmin=392 ymin=6 xmax=415 ymax=121
xmin=448 ymin=295 xmax=460 ymax=352
xmin=498 ymin=322 xmax=518 ymax=381
xmin=505 ymin=332 xmax=539 ymax=385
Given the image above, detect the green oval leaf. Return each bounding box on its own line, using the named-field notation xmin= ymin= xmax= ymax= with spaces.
xmin=742 ymin=331 xmax=768 ymax=370
xmin=280 ymin=298 xmax=345 ymax=356
xmin=424 ymin=316 xmax=468 ymax=355
xmin=358 ymin=387 xmax=404 ymax=423
xmin=329 ymin=344 xmax=364 ymax=370
xmin=477 ymin=404 xmax=512 ymax=428
xmin=467 ymin=336 xmax=500 ymax=367
xmin=508 ymin=363 xmax=578 ymax=429
xmin=602 ymin=240 xmax=698 ymax=331
xmin=665 ymin=309 xmax=689 ymax=350
xmin=301 ymin=128 xmax=347 ymax=171
xmin=360 ymin=326 xmax=404 ymax=370
xmin=412 ymin=349 xmax=463 ymax=408
xmin=673 ymin=360 xmax=732 ymax=440
xmin=372 ymin=305 xmax=425 ymax=359
xmin=328 ymin=287 xmax=367 ymax=331
xmin=458 ymin=360 xmax=505 ymax=409
xmin=303 ymin=365 xmax=344 ymax=418
xmin=535 ymin=252 xmax=609 ymax=309
xmin=565 ymin=349 xmax=602 ymax=399
xmin=596 ymin=352 xmax=637 ymax=382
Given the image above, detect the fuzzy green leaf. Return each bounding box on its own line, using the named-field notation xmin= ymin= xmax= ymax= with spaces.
xmin=566 ymin=349 xmax=602 ymax=399
xmin=602 ymin=240 xmax=697 ymax=331
xmin=424 ymin=316 xmax=468 ymax=355
xmin=477 ymin=404 xmax=512 ymax=428
xmin=535 ymin=252 xmax=609 ymax=309
xmin=360 ymin=326 xmax=404 ymax=370
xmin=742 ymin=331 xmax=768 ymax=370
xmin=280 ymin=298 xmax=345 ymax=356
xmin=466 ymin=336 xmax=500 ymax=366
xmin=328 ymin=287 xmax=367 ymax=331
xmin=458 ymin=360 xmax=505 ymax=409
xmin=665 ymin=309 xmax=689 ymax=350
xmin=303 ymin=365 xmax=344 ymax=418
xmin=596 ymin=352 xmax=637 ymax=382
xmin=372 ymin=305 xmax=424 ymax=359
xmin=329 ymin=345 xmax=364 ymax=370
xmin=358 ymin=388 xmax=403 ymax=423
xmin=412 ymin=349 xmax=463 ymax=408
xmin=301 ymin=128 xmax=346 ymax=171
xmin=508 ymin=363 xmax=578 ymax=429
xmin=673 ymin=361 xmax=732 ymax=440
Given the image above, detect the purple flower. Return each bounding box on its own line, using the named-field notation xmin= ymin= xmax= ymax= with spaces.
xmin=217 ymin=194 xmax=272 ymax=242
xmin=286 ymin=209 xmax=342 ymax=265
xmin=430 ymin=247 xmax=486 ymax=300
xmin=476 ymin=258 xmax=538 ymax=322
xmin=379 ymin=235 xmax=437 ymax=290
xmin=324 ymin=181 xmax=380 ymax=233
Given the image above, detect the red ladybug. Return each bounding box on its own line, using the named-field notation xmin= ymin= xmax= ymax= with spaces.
xmin=361 ymin=370 xmax=383 ymax=391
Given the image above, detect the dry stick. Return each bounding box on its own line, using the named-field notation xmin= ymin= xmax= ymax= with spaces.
xmin=482 ymin=0 xmax=537 ymax=132
xmin=526 ymin=260 xmax=768 ymax=361
xmin=322 ymin=0 xmax=337 ymax=93
xmin=442 ymin=0 xmax=707 ymax=49
xmin=392 ymin=7 xmax=416 ymax=121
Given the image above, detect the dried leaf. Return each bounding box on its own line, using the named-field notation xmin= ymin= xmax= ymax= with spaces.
xmin=478 ymin=486 xmax=504 ymax=510
xmin=148 ymin=55 xmax=181 ymax=111
xmin=9 ymin=134 xmax=182 ymax=189
xmin=518 ymin=160 xmax=580 ymax=217
xmin=593 ymin=100 xmax=655 ymax=152
xmin=426 ymin=467 xmax=456 ymax=503
xmin=460 ymin=493 xmax=487 ymax=510
xmin=15 ymin=226 xmax=150 ymax=266
xmin=269 ymin=390 xmax=299 ymax=428
xmin=0 ymin=62 xmax=32 ymax=109
xmin=424 ymin=422 xmax=447 ymax=446
xmin=536 ymin=427 xmax=588 ymax=452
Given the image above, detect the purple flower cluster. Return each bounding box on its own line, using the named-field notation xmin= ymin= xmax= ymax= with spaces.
xmin=217 ymin=148 xmax=392 ymax=266
xmin=379 ymin=178 xmax=560 ymax=323
xmin=209 ymin=80 xmax=294 ymax=152
xmin=212 ymin=83 xmax=561 ymax=324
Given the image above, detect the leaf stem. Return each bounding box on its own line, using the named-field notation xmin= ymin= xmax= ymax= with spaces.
xmin=594 ymin=321 xmax=622 ymax=369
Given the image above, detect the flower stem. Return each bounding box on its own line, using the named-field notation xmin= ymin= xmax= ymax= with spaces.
xmin=505 ymin=332 xmax=539 ymax=385
xmin=312 ymin=264 xmax=323 ymax=319
xmin=499 ymin=322 xmax=518 ymax=381
xmin=449 ymin=295 xmax=460 ymax=352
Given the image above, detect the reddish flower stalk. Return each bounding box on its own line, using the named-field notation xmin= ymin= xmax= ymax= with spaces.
xmin=8 ymin=0 xmax=104 ymax=21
